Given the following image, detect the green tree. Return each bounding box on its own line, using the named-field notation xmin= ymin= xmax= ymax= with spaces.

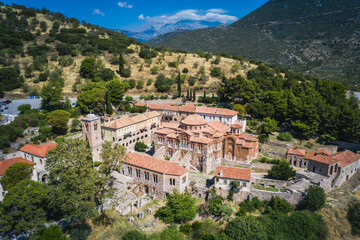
xmin=71 ymin=119 xmax=81 ymax=132
xmin=105 ymin=91 xmax=113 ymax=115
xmin=193 ymin=89 xmax=196 ymax=102
xmin=304 ymin=185 xmax=326 ymax=211
xmin=47 ymin=110 xmax=70 ymax=135
xmin=119 ymin=53 xmax=125 ymax=73
xmin=177 ymin=72 xmax=182 ymax=97
xmin=80 ymin=57 xmax=97 ymax=79
xmin=135 ymin=141 xmax=148 ymax=151
xmin=268 ymin=160 xmax=296 ymax=180
xmin=258 ymin=117 xmax=279 ymax=142
xmin=155 ymin=74 xmax=173 ymax=93
xmin=348 ymin=201 xmax=360 ymax=236
xmin=17 ymin=104 xmax=32 ymax=114
xmin=137 ymin=80 xmax=144 ymax=89
xmin=225 ymin=216 xmax=268 ymax=240
xmin=29 ymin=225 xmax=68 ymax=240
xmin=77 ymin=88 xmax=106 ymax=114
xmin=277 ymin=132 xmax=293 ymax=142
xmin=0 ymin=163 xmax=34 ymax=191
xmin=265 ymin=196 xmax=293 ymax=214
xmin=159 ymin=226 xmax=185 ymax=240
xmin=0 ymin=67 xmax=23 ymax=91
xmin=40 ymin=83 xmax=63 ymax=111
xmin=209 ymin=195 xmax=233 ymax=217
xmin=233 ymin=104 xmax=246 ymax=118
xmin=107 ymin=79 xmax=125 ymax=104
xmin=0 ymin=180 xmax=48 ymax=234
xmin=155 ymin=190 xmax=197 ymax=224
xmin=123 ymin=230 xmax=146 ymax=240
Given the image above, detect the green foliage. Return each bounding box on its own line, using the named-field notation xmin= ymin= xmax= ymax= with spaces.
xmin=0 ymin=180 xmax=48 ymax=234
xmin=209 ymin=195 xmax=233 ymax=218
xmin=233 ymin=104 xmax=246 ymax=118
xmin=265 ymin=196 xmax=293 ymax=214
xmin=146 ymin=78 xmax=153 ymax=86
xmin=155 ymin=74 xmax=173 ymax=92
xmin=139 ymin=48 xmax=158 ymax=59
xmin=238 ymin=197 xmax=264 ymax=213
xmin=71 ymin=119 xmax=81 ymax=132
xmin=168 ymin=62 xmax=178 ymax=68
xmin=77 ymin=88 xmax=106 ymax=114
xmin=107 ymin=79 xmax=125 ymax=104
xmin=0 ymin=163 xmax=34 ymax=191
xmin=182 ymin=68 xmax=188 ymax=73
xmin=211 ymin=55 xmax=221 ymax=65
xmin=268 ymin=160 xmax=296 ymax=180
xmin=155 ymin=190 xmax=197 ymax=224
xmin=137 ymin=80 xmax=144 ymax=89
xmin=318 ymin=134 xmax=336 ymax=145
xmin=188 ymin=76 xmax=196 ymax=86
xmin=47 ymin=110 xmax=70 ymax=135
xmin=305 ymin=141 xmax=314 ymax=149
xmin=17 ymin=104 xmax=32 ymax=114
xmin=304 ymin=185 xmax=326 ymax=211
xmin=80 ymin=57 xmax=98 ymax=79
xmin=135 ymin=141 xmax=148 ymax=151
xmin=0 ymin=67 xmax=23 ymax=91
xmin=29 ymin=225 xmax=68 ymax=240
xmin=150 ymin=66 xmax=159 ymax=74
xmin=122 ymin=230 xmax=146 ymax=240
xmin=258 ymin=117 xmax=279 ymax=142
xmin=120 ymin=67 xmax=131 ymax=78
xmin=225 ymin=216 xmax=268 ymax=240
xmin=40 ymin=83 xmax=63 ymax=111
xmin=277 ymin=131 xmax=293 ymax=142
xmin=348 ymin=201 xmax=360 ymax=236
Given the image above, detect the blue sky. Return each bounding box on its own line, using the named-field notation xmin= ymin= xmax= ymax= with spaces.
xmin=2 ymin=0 xmax=269 ymax=30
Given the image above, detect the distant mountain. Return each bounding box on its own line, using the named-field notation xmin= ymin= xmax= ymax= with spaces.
xmin=115 ymin=20 xmax=224 ymax=42
xmin=148 ymin=0 xmax=360 ymax=87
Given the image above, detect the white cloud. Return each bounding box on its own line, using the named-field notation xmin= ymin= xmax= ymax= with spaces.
xmin=92 ymin=9 xmax=105 ymax=16
xmin=207 ymin=9 xmax=227 ymax=14
xmin=145 ymin=9 xmax=237 ymax=25
xmin=138 ymin=14 xmax=145 ymax=20
xmin=118 ymin=2 xmax=133 ymax=9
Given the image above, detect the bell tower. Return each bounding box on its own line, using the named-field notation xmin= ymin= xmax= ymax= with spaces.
xmin=81 ymin=113 xmax=102 ymax=162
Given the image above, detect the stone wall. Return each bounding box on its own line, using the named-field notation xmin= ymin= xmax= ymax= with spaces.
xmin=222 ymin=159 xmax=251 ymax=168
xmin=249 ymin=189 xmax=305 ymax=206
xmin=334 ymin=141 xmax=360 ymax=152
xmin=252 ymin=177 xmax=290 ymax=189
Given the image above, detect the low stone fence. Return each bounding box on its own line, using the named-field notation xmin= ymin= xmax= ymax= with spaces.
xmin=249 ymin=189 xmax=305 ymax=206
xmin=252 ymin=177 xmax=290 ymax=190
xmin=263 ymin=141 xmax=291 ymax=148
xmin=334 ymin=140 xmax=360 ymax=152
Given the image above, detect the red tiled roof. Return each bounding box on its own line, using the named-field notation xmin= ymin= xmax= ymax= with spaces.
xmin=287 ymin=148 xmax=306 ymax=156
xmin=316 ymin=149 xmax=331 ymax=156
xmin=191 ymin=137 xmax=213 ymax=144
xmin=181 ymin=114 xmax=207 ymax=126
xmin=207 ymin=121 xmax=229 ymax=133
xmin=0 ymin=158 xmax=36 ymax=176
xmin=148 ymin=104 xmax=237 ymax=117
xmin=103 ymin=111 xmax=160 ymax=129
xmin=307 ymin=154 xmax=339 ymax=165
xmin=20 ymin=142 xmax=56 ymax=158
xmin=167 ymin=133 xmax=179 ymax=139
xmin=155 ymin=128 xmax=175 ymax=135
xmin=215 ymin=166 xmax=251 ymax=181
xmin=161 ymin=122 xmax=180 ymax=129
xmin=332 ymin=150 xmax=360 ymax=168
xmin=135 ymin=102 xmax=147 ymax=107
xmin=125 ymin=152 xmax=188 ymax=176
xmin=305 ymin=151 xmax=316 ymax=159
xmin=231 ymin=124 xmax=243 ymax=128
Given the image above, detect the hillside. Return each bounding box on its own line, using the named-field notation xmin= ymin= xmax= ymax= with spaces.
xmin=0 ymin=3 xmax=258 ymax=99
xmin=148 ymin=0 xmax=360 ymax=88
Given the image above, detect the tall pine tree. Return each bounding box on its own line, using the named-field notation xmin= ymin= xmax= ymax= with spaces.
xmin=177 ymin=72 xmax=181 ymax=97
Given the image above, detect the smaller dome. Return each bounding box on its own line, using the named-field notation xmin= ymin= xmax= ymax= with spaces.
xmin=181 ymin=114 xmax=207 ymax=126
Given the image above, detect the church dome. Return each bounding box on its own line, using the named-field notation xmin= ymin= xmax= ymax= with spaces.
xmin=181 ymin=114 xmax=207 ymax=126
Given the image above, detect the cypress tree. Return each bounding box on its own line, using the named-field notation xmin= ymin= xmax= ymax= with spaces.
xmin=189 ymin=88 xmax=192 ymax=101
xmin=203 ymin=91 xmax=206 ymax=99
xmin=186 ymin=88 xmax=190 ymax=100
xmin=119 ymin=53 xmax=125 ymax=73
xmin=105 ymin=91 xmax=113 ymax=115
xmin=193 ymin=89 xmax=196 ymax=102
xmin=177 ymin=72 xmax=181 ymax=97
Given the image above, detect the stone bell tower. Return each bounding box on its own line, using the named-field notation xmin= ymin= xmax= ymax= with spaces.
xmin=81 ymin=113 xmax=102 ymax=162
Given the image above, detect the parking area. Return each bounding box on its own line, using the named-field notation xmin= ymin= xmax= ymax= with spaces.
xmin=0 ymin=98 xmax=42 ymax=115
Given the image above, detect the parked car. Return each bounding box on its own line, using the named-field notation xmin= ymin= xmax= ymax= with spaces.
xmin=3 ymin=100 xmax=12 ymax=104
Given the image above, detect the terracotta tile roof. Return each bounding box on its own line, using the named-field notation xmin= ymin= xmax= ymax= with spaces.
xmin=307 ymin=154 xmax=339 ymax=165
xmin=316 ymin=149 xmax=331 ymax=156
xmin=331 ymin=150 xmax=360 ymax=168
xmin=125 ymin=152 xmax=188 ymax=176
xmin=20 ymin=142 xmax=56 ymax=158
xmin=202 ymin=126 xmax=217 ymax=135
xmin=167 ymin=133 xmax=179 ymax=139
xmin=103 ymin=111 xmax=160 ymax=129
xmin=155 ymin=128 xmax=175 ymax=135
xmin=231 ymin=124 xmax=243 ymax=128
xmin=287 ymin=147 xmax=306 ymax=156
xmin=0 ymin=157 xmax=36 ymax=176
xmin=161 ymin=122 xmax=180 ymax=129
xmin=305 ymin=151 xmax=316 ymax=159
xmin=242 ymin=142 xmax=253 ymax=149
xmin=148 ymin=104 xmax=237 ymax=117
xmin=207 ymin=121 xmax=229 ymax=133
xmin=215 ymin=166 xmax=251 ymax=181
xmin=181 ymin=114 xmax=207 ymax=126
xmin=213 ymin=132 xmax=223 ymax=138
xmin=191 ymin=137 xmax=213 ymax=144
xmin=135 ymin=102 xmax=147 ymax=107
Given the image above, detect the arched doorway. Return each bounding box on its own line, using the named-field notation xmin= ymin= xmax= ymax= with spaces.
xmin=144 ymin=185 xmax=149 ymax=194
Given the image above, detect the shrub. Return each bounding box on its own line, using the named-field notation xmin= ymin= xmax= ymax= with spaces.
xmin=348 ymin=201 xmax=360 ymax=236
xmin=128 ymin=79 xmax=136 ymax=89
xmin=150 ymin=66 xmax=159 ymax=74
xmin=268 ymin=160 xmax=296 ymax=180
xmin=209 ymin=195 xmax=233 ymax=218
xmin=29 ymin=225 xmax=67 ymax=240
xmin=238 ymin=197 xmax=264 ymax=213
xmin=139 ymin=48 xmax=158 ymax=59
xmin=120 ymin=67 xmax=131 ymax=78
xmin=146 ymin=78 xmax=153 ymax=86
xmin=123 ymin=230 xmax=146 ymax=240
xmin=135 ymin=141 xmax=148 ymax=151
xmin=182 ymin=68 xmax=188 ymax=73
xmin=265 ymin=196 xmax=293 ymax=214
xmin=168 ymin=62 xmax=178 ymax=68
xmin=305 ymin=142 xmax=314 ymax=149
xmin=225 ymin=217 xmax=268 ymax=240
xmin=136 ymin=80 xmax=144 ymax=89
xmin=155 ymin=74 xmax=173 ymax=92
xmin=188 ymin=76 xmax=196 ymax=86
xmin=304 ymin=185 xmax=326 ymax=211
xmin=277 ymin=132 xmax=293 ymax=142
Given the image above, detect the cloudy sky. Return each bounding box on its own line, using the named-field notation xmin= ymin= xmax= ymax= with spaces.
xmin=2 ymin=0 xmax=269 ymax=29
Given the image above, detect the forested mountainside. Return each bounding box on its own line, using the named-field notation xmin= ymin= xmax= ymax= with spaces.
xmin=147 ymin=0 xmax=360 ymax=89
xmin=0 ymin=3 xmax=258 ymax=98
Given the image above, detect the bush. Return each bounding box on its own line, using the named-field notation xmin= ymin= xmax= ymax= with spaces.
xmin=305 ymin=142 xmax=314 ymax=149
xmin=304 ymin=185 xmax=326 ymax=211
xmin=17 ymin=104 xmax=32 ymax=114
xmin=209 ymin=195 xmax=233 ymax=218
xmin=277 ymin=132 xmax=293 ymax=142
xmin=225 ymin=217 xmax=268 ymax=240
xmin=188 ymin=76 xmax=196 ymax=86
xmin=155 ymin=74 xmax=173 ymax=92
xmin=348 ymin=201 xmax=360 ymax=236
xmin=150 ymin=66 xmax=159 ymax=74
xmin=265 ymin=196 xmax=293 ymax=214
xmin=128 ymin=79 xmax=136 ymax=89
xmin=146 ymin=78 xmax=153 ymax=86
xmin=139 ymin=48 xmax=158 ymax=59
xmin=268 ymin=160 xmax=296 ymax=180
xmin=135 ymin=141 xmax=148 ymax=151
xmin=136 ymin=80 xmax=144 ymax=89
xmin=182 ymin=68 xmax=188 ymax=73
xmin=122 ymin=230 xmax=146 ymax=240
xmin=238 ymin=197 xmax=264 ymax=213
xmin=168 ymin=62 xmax=178 ymax=68
xmin=29 ymin=225 xmax=67 ymax=240
xmin=120 ymin=67 xmax=131 ymax=78
xmin=210 ymin=67 xmax=222 ymax=78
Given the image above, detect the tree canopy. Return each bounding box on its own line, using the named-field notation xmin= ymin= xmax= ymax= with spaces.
xmin=225 ymin=216 xmax=268 ymax=240
xmin=47 ymin=110 xmax=70 ymax=135
xmin=304 ymin=185 xmax=326 ymax=211
xmin=0 ymin=162 xmax=34 ymax=191
xmin=268 ymin=160 xmax=296 ymax=180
